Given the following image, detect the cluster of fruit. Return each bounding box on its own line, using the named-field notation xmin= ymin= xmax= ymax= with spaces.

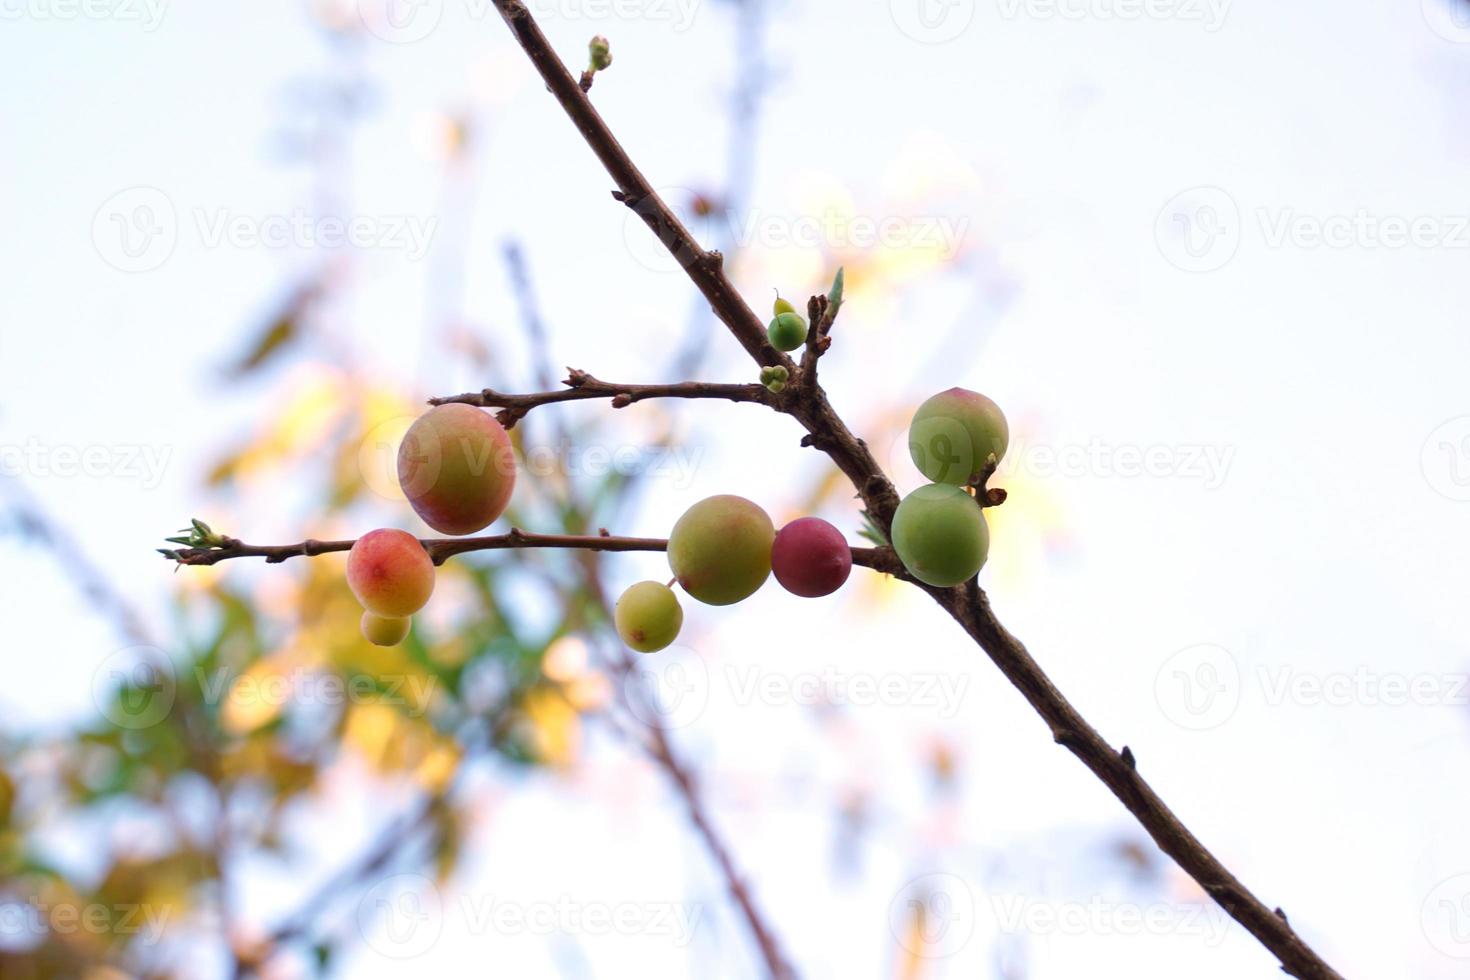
xmin=339 ymin=327 xmax=1007 ymax=649
xmin=616 ymin=386 xmax=1010 ymax=649
xmin=891 ymin=387 xmax=1009 ymax=587
xmin=613 ymin=498 xmax=853 ymax=653
xmin=347 ymin=404 xmax=516 ymax=645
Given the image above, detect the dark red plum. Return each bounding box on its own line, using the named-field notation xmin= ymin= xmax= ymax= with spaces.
xmin=771 ymin=517 xmax=852 ymax=598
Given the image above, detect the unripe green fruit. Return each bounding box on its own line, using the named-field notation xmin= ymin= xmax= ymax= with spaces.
xmin=614 ymin=581 xmax=684 ymax=653
xmin=398 ymin=404 xmax=517 ymax=535
xmin=667 ymin=495 xmax=774 ymax=606
xmin=891 ymin=485 xmax=989 ymax=587
xmin=908 ymin=387 xmax=1009 ymax=485
xmin=767 ymin=312 xmax=808 ymax=352
xmin=347 ymin=529 xmax=436 ymax=617
xmin=773 ymin=295 xmax=798 ymax=317
xmin=760 ymin=365 xmax=789 ymax=393
xmin=361 ymin=612 xmax=411 ymax=647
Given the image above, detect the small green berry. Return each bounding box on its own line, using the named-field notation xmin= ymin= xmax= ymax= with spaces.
xmin=361 ymin=612 xmax=411 ymax=647
xmin=759 ymin=365 xmax=789 ymax=393
xmin=773 ymin=295 xmax=798 ymax=317
xmin=615 ymin=581 xmax=683 ymax=653
xmin=767 ymin=312 xmax=808 ymax=352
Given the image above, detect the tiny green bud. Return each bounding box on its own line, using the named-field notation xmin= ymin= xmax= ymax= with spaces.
xmin=760 ymin=365 xmax=789 ymax=393
xmin=588 ymin=36 xmax=613 ymax=71
xmin=767 ymin=312 xmax=808 ymax=352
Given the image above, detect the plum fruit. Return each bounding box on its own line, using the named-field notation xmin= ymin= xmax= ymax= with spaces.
xmin=614 ymin=581 xmax=684 ymax=653
xmin=907 ymin=387 xmax=1009 ymax=486
xmin=771 ymin=517 xmax=852 ymax=597
xmin=890 ymin=485 xmax=989 ymax=587
xmin=346 ymin=528 xmax=436 ymax=617
xmin=767 ymin=312 xmax=808 ymax=352
xmin=667 ymin=495 xmax=774 ymax=606
xmin=398 ymin=404 xmax=516 ymax=535
xmin=360 ymin=612 xmax=411 ymax=647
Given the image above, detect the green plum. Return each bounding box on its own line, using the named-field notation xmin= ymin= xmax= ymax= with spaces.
xmin=907 ymin=387 xmax=1009 ymax=485
xmin=398 ymin=404 xmax=517 ymax=535
xmin=667 ymin=495 xmax=774 ymax=605
xmin=347 ymin=528 xmax=435 ymax=617
xmin=767 ymin=312 xmax=808 ymax=352
xmin=614 ymin=581 xmax=684 ymax=653
xmin=891 ymin=485 xmax=989 ymax=587
xmin=361 ymin=612 xmax=411 ymax=647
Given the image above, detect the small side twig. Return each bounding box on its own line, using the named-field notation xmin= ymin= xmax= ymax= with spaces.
xmin=429 ymin=370 xmax=773 ymax=428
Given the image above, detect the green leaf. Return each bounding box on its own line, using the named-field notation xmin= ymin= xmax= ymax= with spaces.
xmin=857 ymin=510 xmax=889 ymax=547
xmin=827 ymin=266 xmax=845 ymax=317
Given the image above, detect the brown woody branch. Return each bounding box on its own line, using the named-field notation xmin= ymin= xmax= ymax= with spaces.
xmin=164 ymin=528 xmax=905 ymax=577
xmin=484 ymin=3 xmax=1344 ymax=977
xmin=429 ymin=368 xmax=773 ymax=428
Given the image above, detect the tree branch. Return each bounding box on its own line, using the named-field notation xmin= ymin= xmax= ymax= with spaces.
xmin=483 ymin=4 xmax=1345 ymax=977
xmin=429 ymin=368 xmax=773 ymax=429
xmin=163 ymin=528 xmax=905 ymax=577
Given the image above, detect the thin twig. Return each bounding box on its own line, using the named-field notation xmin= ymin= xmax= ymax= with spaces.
xmin=429 ymin=369 xmax=773 ymax=428
xmin=481 ymin=4 xmax=1344 ymax=977
xmin=163 ymin=528 xmax=904 ymax=577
